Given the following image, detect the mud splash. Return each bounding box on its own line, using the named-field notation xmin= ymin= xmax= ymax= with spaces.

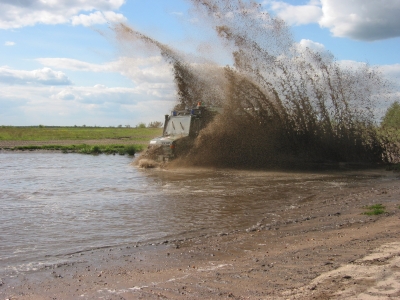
xmin=114 ymin=0 xmax=398 ymax=168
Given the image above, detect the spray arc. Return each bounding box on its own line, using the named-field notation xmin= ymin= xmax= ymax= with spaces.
xmin=115 ymin=0 xmax=398 ymax=167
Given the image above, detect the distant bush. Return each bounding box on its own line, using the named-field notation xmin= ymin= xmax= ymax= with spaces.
xmin=148 ymin=121 xmax=163 ymax=128
xmin=136 ymin=122 xmax=146 ymax=129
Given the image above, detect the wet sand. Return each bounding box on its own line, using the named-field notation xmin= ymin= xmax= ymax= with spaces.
xmin=1 ymin=168 xmax=399 ymax=299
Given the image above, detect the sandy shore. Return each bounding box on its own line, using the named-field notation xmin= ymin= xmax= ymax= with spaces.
xmin=1 ymin=168 xmax=399 ymax=299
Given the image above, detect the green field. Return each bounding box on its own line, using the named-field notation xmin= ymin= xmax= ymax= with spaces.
xmin=0 ymin=126 xmax=163 ymax=155
xmin=0 ymin=126 xmax=162 ymax=142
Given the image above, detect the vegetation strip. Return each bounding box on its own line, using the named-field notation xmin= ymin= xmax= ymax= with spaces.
xmin=1 ymin=144 xmax=142 ymax=155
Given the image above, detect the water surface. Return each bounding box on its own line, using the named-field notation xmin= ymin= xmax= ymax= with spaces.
xmin=0 ymin=152 xmax=388 ymax=277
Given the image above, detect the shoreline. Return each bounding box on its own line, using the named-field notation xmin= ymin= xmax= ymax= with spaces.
xmin=0 ymin=140 xmax=147 ymax=153
xmin=0 ymin=140 xmax=143 ymax=156
xmin=1 ymin=170 xmax=399 ymax=299
xmin=0 ymin=139 xmax=146 ymax=147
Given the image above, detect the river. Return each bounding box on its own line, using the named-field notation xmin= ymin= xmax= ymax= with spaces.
xmin=0 ymin=152 xmax=391 ymax=278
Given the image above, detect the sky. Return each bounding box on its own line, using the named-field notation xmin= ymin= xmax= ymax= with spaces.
xmin=1 ymin=0 xmax=400 ymax=127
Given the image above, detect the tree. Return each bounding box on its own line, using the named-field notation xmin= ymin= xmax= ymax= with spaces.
xmin=136 ymin=122 xmax=146 ymax=129
xmin=382 ymin=101 xmax=400 ymax=129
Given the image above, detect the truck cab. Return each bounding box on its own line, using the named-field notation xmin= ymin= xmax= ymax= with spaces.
xmin=147 ymin=104 xmax=217 ymax=162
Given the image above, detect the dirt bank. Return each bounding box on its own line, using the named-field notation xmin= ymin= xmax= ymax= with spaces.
xmin=1 ymin=170 xmax=399 ymax=299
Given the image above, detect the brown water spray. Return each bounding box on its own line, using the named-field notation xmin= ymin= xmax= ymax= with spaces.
xmin=114 ymin=0 xmax=397 ymax=167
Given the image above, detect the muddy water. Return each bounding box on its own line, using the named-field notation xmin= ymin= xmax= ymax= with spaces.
xmin=0 ymin=152 xmax=388 ymax=278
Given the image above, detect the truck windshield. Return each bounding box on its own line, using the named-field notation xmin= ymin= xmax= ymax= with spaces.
xmin=164 ymin=115 xmax=191 ymax=137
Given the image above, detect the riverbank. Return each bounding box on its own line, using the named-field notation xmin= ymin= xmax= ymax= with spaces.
xmin=0 ymin=140 xmax=141 ymax=155
xmin=1 ymin=168 xmax=399 ymax=299
xmin=0 ymin=139 xmax=143 ymax=148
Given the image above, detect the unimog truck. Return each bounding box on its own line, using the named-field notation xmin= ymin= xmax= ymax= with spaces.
xmin=147 ymin=103 xmax=218 ymax=162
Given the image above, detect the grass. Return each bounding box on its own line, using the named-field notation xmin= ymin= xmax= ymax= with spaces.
xmin=7 ymin=144 xmax=144 ymax=156
xmin=0 ymin=126 xmax=163 ymax=156
xmin=362 ymin=204 xmax=386 ymax=216
xmin=0 ymin=126 xmax=162 ymax=143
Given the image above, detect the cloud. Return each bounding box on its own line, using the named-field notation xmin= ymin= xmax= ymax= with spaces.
xmin=265 ymin=0 xmax=400 ymax=41
xmin=334 ymin=60 xmax=400 ymax=86
xmin=292 ymin=39 xmax=334 ymax=66
xmin=264 ymin=0 xmax=322 ymax=25
xmin=0 ymin=57 xmax=176 ymax=126
xmin=0 ymin=83 xmax=176 ymax=126
xmin=381 ymin=64 xmax=400 ymax=80
xmin=333 ymin=61 xmax=400 ymax=114
xmin=0 ymin=0 xmax=125 ymax=29
xmin=51 ymin=84 xmax=175 ymax=105
xmin=5 ymin=41 xmax=15 ymax=46
xmin=0 ymin=67 xmax=72 ymax=85
xmin=36 ymin=58 xmax=114 ymax=72
xmin=71 ymin=11 xmax=126 ymax=27
xmin=319 ymin=0 xmax=400 ymax=41
xmin=380 ymin=64 xmax=400 ymax=92
xmin=297 ymin=39 xmax=326 ymax=53
xmin=37 ymin=56 xmax=173 ymax=85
